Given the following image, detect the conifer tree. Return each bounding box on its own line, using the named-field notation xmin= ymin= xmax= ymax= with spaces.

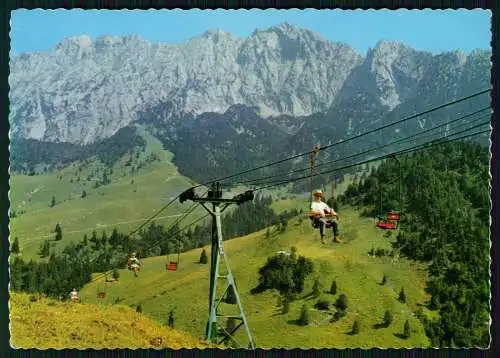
xmin=282 ymin=297 xmax=290 ymax=314
xmin=54 ymin=224 xmax=62 ymax=241
xmin=352 ymin=320 xmax=360 ymax=334
xmin=168 ymin=310 xmax=174 ymax=328
xmin=199 ymin=248 xmax=208 ymax=264
xmin=38 ymin=240 xmax=50 ymax=258
xmin=10 ymin=237 xmax=20 ymax=254
xmin=398 ymin=288 xmax=407 ymax=303
xmin=225 ymin=284 xmax=237 ymax=304
xmin=226 ymin=318 xmax=236 ymax=333
xmin=330 ymin=280 xmax=337 ymax=295
xmin=112 ymin=268 xmax=120 ymax=281
xmin=312 ymin=279 xmax=321 ymax=298
xmin=336 ymin=293 xmax=348 ymax=311
xmin=403 ymin=320 xmax=411 ymax=338
xmin=383 ymin=310 xmax=393 ymax=327
xmin=298 ymin=304 xmax=309 ymax=326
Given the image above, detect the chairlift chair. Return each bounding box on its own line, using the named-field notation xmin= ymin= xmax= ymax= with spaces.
xmin=166 ymin=243 xmax=180 ymax=272
xmin=375 ymin=218 xmax=398 ymax=230
xmin=97 ymin=285 xmax=106 ymax=300
xmin=386 ymin=210 xmax=401 ymax=221
xmin=166 ymin=261 xmax=178 ymax=271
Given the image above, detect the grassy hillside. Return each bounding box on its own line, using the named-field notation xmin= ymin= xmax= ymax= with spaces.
xmin=9 ymin=292 xmax=217 ymax=349
xmin=9 ymin=127 xmax=231 ymax=260
xmin=8 ymin=123 xmax=360 ymax=262
xmin=78 ymin=206 xmax=432 ymax=349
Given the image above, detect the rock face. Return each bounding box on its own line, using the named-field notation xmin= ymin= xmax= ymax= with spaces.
xmin=8 ymin=23 xmax=491 ymax=182
xmin=9 ymin=23 xmax=363 ymax=144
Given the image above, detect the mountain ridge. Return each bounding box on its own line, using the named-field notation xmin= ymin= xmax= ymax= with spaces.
xmin=9 ymin=22 xmax=490 ymax=146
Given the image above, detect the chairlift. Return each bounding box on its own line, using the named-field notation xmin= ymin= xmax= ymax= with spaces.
xmin=97 ymin=285 xmax=106 ymax=300
xmin=376 ymin=218 xmax=398 ymax=230
xmin=375 ymin=155 xmax=403 ymax=231
xmin=166 ymin=261 xmax=178 ymax=271
xmin=127 ymin=252 xmax=142 ymax=276
xmin=386 ymin=210 xmax=401 ymax=221
xmin=166 ymin=243 xmax=180 ymax=272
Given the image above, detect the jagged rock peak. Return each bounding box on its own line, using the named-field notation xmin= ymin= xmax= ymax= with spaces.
xmin=55 ymin=34 xmax=93 ymax=48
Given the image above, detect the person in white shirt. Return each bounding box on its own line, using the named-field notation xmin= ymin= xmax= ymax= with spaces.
xmin=309 ymin=189 xmax=342 ymax=244
xmin=70 ymin=288 xmax=78 ymax=302
xmin=127 ymin=252 xmax=141 ymax=277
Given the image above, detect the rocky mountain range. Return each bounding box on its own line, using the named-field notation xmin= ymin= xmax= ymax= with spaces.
xmin=9 ymin=22 xmax=491 ymax=184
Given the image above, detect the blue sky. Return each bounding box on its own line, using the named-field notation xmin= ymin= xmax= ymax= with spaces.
xmin=10 ymin=9 xmax=491 ymax=56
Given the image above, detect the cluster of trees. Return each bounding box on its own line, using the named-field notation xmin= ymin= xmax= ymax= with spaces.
xmin=339 ymin=140 xmax=490 ymax=347
xmin=9 ymin=253 xmax=93 ymax=299
xmin=250 ymin=247 xmax=314 ymax=299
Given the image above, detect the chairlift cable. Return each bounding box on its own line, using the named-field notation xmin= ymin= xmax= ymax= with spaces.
xmin=237 ymin=108 xmax=490 ymax=187
xmin=193 ymin=89 xmax=490 ymax=187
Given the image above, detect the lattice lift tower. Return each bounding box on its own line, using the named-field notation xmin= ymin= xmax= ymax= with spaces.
xmin=180 ymin=182 xmax=255 ymax=349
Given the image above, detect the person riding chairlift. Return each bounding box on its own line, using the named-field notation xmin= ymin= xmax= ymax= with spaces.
xmin=70 ymin=288 xmax=78 ymax=303
xmin=127 ymin=252 xmax=141 ymax=277
xmin=309 ymin=189 xmax=343 ymax=245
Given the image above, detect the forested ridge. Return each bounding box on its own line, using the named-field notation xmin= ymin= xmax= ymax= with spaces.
xmin=339 ymin=140 xmax=490 ymax=347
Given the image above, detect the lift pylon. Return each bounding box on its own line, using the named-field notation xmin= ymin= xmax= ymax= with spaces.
xmin=180 ymin=182 xmax=255 ymax=349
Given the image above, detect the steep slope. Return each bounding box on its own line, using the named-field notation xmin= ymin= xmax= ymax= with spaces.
xmin=78 ymin=205 xmax=431 ymax=349
xmin=9 ymin=292 xmax=216 ymax=349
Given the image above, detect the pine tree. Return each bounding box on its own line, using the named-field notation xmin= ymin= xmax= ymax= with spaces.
xmin=199 ymin=248 xmax=208 ymax=264
xmin=282 ymin=297 xmax=290 ymax=314
xmin=281 ymin=219 xmax=288 ymax=232
xmin=112 ymin=268 xmax=120 ymax=281
xmin=38 ymin=240 xmax=50 ymax=258
xmin=403 ymin=320 xmax=411 ymax=338
xmin=352 ymin=320 xmax=360 ymax=334
xmin=110 ymin=228 xmax=119 ymax=247
xmin=298 ymin=304 xmax=309 ymax=326
xmin=398 ymin=288 xmax=407 ymax=303
xmin=101 ymin=231 xmax=108 ymax=247
xmin=136 ymin=304 xmax=142 ymax=313
xmin=226 ymin=318 xmax=236 ymax=333
xmin=50 ymin=196 xmax=56 ymax=207
xmin=54 ymin=224 xmax=62 ymax=241
xmin=81 ymin=190 xmax=87 ymax=198
xmin=330 ymin=280 xmax=337 ymax=295
xmin=336 ymin=293 xmax=348 ymax=311
xmin=9 ymin=257 xmax=23 ymax=291
xmin=168 ymin=310 xmax=174 ymax=328
xmin=82 ymin=234 xmax=88 ymax=246
xmin=225 ymin=284 xmax=237 ymax=304
xmin=11 ymin=237 xmax=20 ymax=254
xmin=382 ymin=274 xmax=388 ymax=285
xmin=312 ymin=279 xmax=321 ymax=297
xmin=290 ymin=246 xmax=298 ymax=263
xmin=383 ymin=310 xmax=393 ymax=327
